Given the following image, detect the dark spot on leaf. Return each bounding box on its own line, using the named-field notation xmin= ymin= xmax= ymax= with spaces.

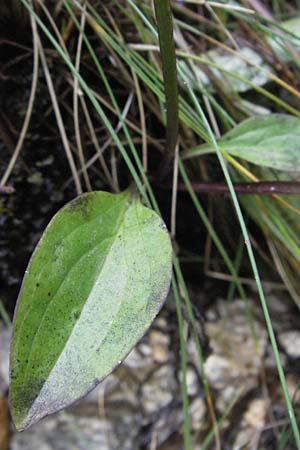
xmin=36 ymin=283 xmax=40 ymax=288
xmin=91 ymin=378 xmax=99 ymax=387
xmin=72 ymin=311 xmax=80 ymax=321
xmin=66 ymin=193 xmax=93 ymax=220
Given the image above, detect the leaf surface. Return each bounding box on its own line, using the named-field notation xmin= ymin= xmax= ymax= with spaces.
xmin=10 ymin=190 xmax=172 ymax=431
xmin=185 ymin=114 xmax=300 ymax=171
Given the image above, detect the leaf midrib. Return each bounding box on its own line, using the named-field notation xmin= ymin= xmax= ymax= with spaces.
xmin=15 ymin=194 xmax=131 ymax=391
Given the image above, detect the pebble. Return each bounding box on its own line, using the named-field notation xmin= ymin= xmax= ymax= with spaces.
xmin=141 ymin=365 xmax=176 ymax=415
xmin=204 ymin=300 xmax=267 ymax=408
xmin=244 ymin=398 xmax=267 ymax=428
xmin=189 ymin=398 xmax=206 ymax=430
xmin=278 ymin=330 xmax=300 ymax=358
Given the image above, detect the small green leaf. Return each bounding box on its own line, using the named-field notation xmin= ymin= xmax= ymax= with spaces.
xmin=185 ymin=114 xmax=300 ymax=172
xmin=10 ymin=190 xmax=172 ymax=431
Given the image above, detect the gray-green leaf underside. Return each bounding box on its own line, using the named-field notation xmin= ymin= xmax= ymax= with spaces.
xmin=10 ymin=190 xmax=172 ymax=431
xmin=185 ymin=114 xmax=300 ymax=172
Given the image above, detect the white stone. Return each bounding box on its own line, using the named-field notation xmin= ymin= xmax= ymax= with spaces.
xmin=278 ymin=330 xmax=300 ymax=358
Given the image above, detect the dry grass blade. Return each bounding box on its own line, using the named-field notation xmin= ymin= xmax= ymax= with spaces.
xmin=73 ymin=3 xmax=92 ymax=192
xmin=38 ymin=38 xmax=82 ymax=194
xmin=0 ymin=5 xmax=39 ymax=186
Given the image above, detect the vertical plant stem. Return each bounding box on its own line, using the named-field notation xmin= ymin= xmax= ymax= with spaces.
xmin=153 ymin=0 xmax=179 ymax=176
xmin=171 ymin=143 xmax=179 ymax=238
xmin=172 ymin=276 xmax=191 ymax=450
xmin=173 ymin=255 xmax=221 ymax=450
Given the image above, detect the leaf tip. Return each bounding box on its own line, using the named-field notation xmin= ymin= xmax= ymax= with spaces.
xmin=10 ymin=401 xmax=48 ymax=432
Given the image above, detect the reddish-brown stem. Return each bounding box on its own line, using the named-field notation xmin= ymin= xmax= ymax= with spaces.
xmin=162 ymin=181 xmax=300 ymax=195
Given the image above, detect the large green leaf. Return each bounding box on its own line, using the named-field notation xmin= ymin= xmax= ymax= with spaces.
xmin=185 ymin=114 xmax=300 ymax=171
xmin=10 ymin=190 xmax=172 ymax=431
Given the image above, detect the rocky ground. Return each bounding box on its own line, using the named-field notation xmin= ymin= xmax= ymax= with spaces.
xmin=1 ymin=292 xmax=300 ymax=450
